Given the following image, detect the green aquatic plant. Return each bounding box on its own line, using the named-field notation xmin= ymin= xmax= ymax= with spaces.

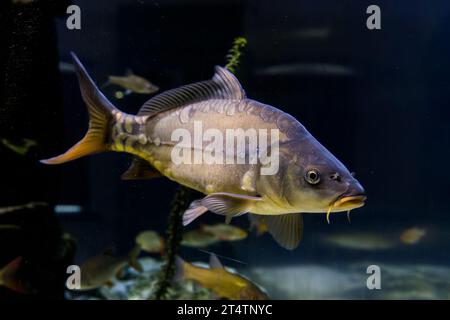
xmin=152 ymin=186 xmax=195 ymax=300
xmin=225 ymin=37 xmax=248 ymax=74
xmin=150 ymin=40 xmax=248 ymax=299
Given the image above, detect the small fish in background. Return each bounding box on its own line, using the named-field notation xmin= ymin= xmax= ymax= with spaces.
xmin=201 ymin=224 xmax=247 ymax=242
xmin=257 ymin=63 xmax=354 ymax=77
xmin=181 ymin=230 xmax=219 ymax=248
xmin=174 ymin=254 xmax=269 ymax=300
xmin=11 ymin=0 xmax=34 ymax=5
xmin=248 ymin=215 xmax=269 ymax=235
xmin=135 ymin=230 xmax=165 ymax=255
xmin=58 ymin=61 xmax=76 ymax=74
xmin=1 ymin=138 xmax=38 ymax=156
xmin=0 ymin=202 xmax=47 ymax=216
xmin=58 ymin=233 xmax=78 ymax=263
xmin=181 ymin=224 xmax=247 ymax=247
xmin=75 ymin=246 xmax=142 ymax=291
xmin=400 ymin=227 xmax=427 ymax=245
xmin=0 ymin=257 xmax=30 ymax=294
xmin=105 ymin=69 xmax=159 ymax=96
xmin=321 ymin=227 xmax=429 ymax=251
xmin=0 ymin=224 xmax=21 ymax=231
xmin=320 ymin=232 xmax=397 ymax=251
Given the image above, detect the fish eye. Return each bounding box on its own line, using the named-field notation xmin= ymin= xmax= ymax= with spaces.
xmin=305 ymin=169 xmax=321 ymax=185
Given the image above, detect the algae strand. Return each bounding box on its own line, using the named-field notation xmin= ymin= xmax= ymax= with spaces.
xmin=152 ymin=186 xmax=194 ymax=300
xmin=152 ymin=39 xmax=247 ymax=299
xmin=225 ymin=36 xmax=248 ymax=74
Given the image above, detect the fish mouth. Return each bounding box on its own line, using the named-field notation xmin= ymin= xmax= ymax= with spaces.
xmin=333 ymin=193 xmax=367 ymax=209
xmin=325 ymin=192 xmax=366 ymax=224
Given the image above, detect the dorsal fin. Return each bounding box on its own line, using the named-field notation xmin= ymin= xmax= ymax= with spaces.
xmin=209 ymin=254 xmax=224 ymax=269
xmin=137 ymin=66 xmax=245 ymax=117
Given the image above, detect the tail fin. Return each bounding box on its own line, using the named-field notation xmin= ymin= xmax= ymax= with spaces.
xmin=40 ymin=52 xmax=118 ymax=165
xmin=0 ymin=257 xmax=30 ymax=294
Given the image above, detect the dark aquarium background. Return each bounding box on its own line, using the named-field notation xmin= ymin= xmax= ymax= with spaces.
xmin=1 ymin=0 xmax=449 ymax=299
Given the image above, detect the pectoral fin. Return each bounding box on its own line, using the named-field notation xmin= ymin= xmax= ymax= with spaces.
xmin=121 ymin=157 xmax=161 ymax=180
xmin=261 ymin=213 xmax=303 ymax=250
xmin=182 ymin=193 xmax=262 ymax=226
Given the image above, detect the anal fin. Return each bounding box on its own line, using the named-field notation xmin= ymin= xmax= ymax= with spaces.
xmin=121 ymin=157 xmax=161 ymax=180
xmin=258 ymin=213 xmax=303 ymax=250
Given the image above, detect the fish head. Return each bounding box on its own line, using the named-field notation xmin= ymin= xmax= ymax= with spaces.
xmin=224 ymin=227 xmax=248 ymax=241
xmin=283 ymin=137 xmax=366 ymax=213
xmin=136 ymin=78 xmax=159 ymax=94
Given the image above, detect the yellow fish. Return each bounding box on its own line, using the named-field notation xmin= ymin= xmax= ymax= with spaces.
xmin=106 ymin=70 xmax=159 ymax=95
xmin=181 ymin=229 xmax=219 ymax=248
xmin=320 ymin=232 xmax=397 ymax=251
xmin=201 ymin=223 xmax=247 ymax=241
xmin=399 ymin=227 xmax=426 ymax=245
xmin=174 ymin=254 xmax=269 ymax=300
xmin=76 ymin=246 xmax=141 ymax=291
xmin=135 ymin=230 xmax=165 ymax=255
